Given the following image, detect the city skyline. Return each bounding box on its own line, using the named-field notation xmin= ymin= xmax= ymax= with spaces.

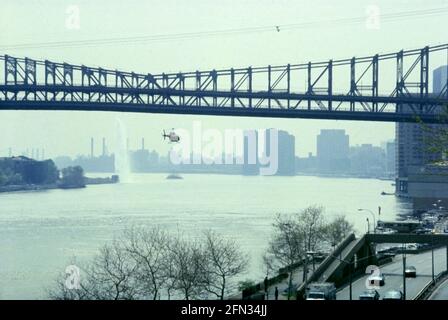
xmin=8 ymin=128 xmax=395 ymax=161
xmin=37 ymin=128 xmax=397 ymax=180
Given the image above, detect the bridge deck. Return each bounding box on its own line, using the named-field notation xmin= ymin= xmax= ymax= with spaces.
xmin=1 ymin=44 xmax=448 ymax=123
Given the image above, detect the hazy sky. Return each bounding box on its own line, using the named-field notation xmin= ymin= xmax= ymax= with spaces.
xmin=1 ymin=0 xmax=447 ymax=158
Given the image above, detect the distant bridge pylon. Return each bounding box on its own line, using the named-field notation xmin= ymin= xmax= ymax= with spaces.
xmin=1 ymin=44 xmax=448 ymax=122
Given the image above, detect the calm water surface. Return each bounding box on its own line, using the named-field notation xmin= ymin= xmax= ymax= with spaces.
xmin=0 ymin=173 xmax=411 ymax=299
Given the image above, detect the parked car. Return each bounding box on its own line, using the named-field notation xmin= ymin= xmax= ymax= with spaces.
xmin=383 ymin=290 xmax=404 ymax=300
xmin=359 ymin=290 xmax=380 ymax=300
xmin=405 ymin=243 xmax=418 ymax=250
xmin=382 ymin=228 xmax=398 ymax=234
xmin=405 ymin=266 xmax=417 ymax=278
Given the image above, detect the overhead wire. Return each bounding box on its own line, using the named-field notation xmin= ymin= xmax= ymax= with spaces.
xmin=0 ymin=6 xmax=447 ymax=51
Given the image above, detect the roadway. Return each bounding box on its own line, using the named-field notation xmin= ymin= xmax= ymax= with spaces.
xmin=429 ymin=278 xmax=448 ymax=300
xmin=337 ymin=248 xmax=447 ymax=300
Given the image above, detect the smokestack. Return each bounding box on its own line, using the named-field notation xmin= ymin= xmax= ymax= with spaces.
xmin=8 ymin=148 xmax=12 ymax=157
xmin=102 ymin=137 xmax=106 ymax=156
xmin=126 ymin=138 xmax=129 ymax=152
xmin=42 ymin=149 xmax=45 ymax=160
xmin=141 ymin=138 xmax=145 ymax=150
xmin=31 ymin=148 xmax=35 ymax=159
xmin=91 ymin=137 xmax=94 ymax=158
xmin=36 ymin=149 xmax=40 ymax=160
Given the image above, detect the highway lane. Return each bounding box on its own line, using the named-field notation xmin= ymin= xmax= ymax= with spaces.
xmin=337 ymin=248 xmax=447 ymax=300
xmin=429 ymin=278 xmax=448 ymax=300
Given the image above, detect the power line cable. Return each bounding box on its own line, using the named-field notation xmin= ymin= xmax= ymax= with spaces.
xmin=1 ymin=6 xmax=447 ymax=51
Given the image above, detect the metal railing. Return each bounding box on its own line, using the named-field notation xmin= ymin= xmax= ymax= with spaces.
xmin=414 ymin=271 xmax=448 ymax=300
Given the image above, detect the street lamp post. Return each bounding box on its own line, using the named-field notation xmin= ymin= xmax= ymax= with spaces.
xmin=432 ymin=234 xmax=435 ymax=284
xmin=303 ymin=254 xmax=308 ymax=283
xmin=349 ymin=258 xmax=353 ymax=301
xmin=366 ymin=218 xmax=370 ymax=234
xmin=402 ymin=244 xmax=407 ymax=300
xmin=330 ymin=254 xmax=353 ymax=300
xmin=358 ymin=208 xmax=376 ymax=233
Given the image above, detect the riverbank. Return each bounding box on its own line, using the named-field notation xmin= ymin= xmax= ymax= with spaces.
xmin=85 ymin=175 xmax=119 ymax=185
xmin=0 ymin=175 xmax=118 ymax=193
xmin=296 ymin=172 xmax=394 ymax=181
xmin=0 ymin=183 xmax=57 ymax=193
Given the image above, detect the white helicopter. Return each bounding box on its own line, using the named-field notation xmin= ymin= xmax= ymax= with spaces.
xmin=162 ymin=129 xmax=180 ymax=143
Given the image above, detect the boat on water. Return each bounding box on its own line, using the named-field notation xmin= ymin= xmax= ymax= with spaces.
xmin=166 ymin=174 xmax=183 ymax=180
xmin=381 ymin=191 xmax=395 ymax=196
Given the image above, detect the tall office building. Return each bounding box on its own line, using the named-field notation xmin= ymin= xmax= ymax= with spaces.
xmin=349 ymin=144 xmax=385 ymax=176
xmin=316 ymin=129 xmax=350 ymax=173
xmin=263 ymin=129 xmax=296 ymax=176
xmin=386 ymin=141 xmax=395 ymax=176
xmin=433 ymin=65 xmax=448 ymax=94
xmin=395 ymin=66 xmax=448 ymax=194
xmin=102 ymin=138 xmax=107 ymax=156
xmin=395 ymin=109 xmax=445 ymax=194
xmin=242 ymin=130 xmax=259 ymax=175
xmin=277 ymin=130 xmax=296 ymax=176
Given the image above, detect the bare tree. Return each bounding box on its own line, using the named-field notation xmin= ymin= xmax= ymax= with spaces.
xmin=47 ymin=268 xmax=91 ymax=300
xmin=167 ymin=236 xmax=205 ymax=300
xmin=325 ymin=215 xmax=354 ymax=248
xmin=267 ymin=213 xmax=304 ymax=300
xmin=295 ymin=206 xmax=329 ymax=283
xmin=85 ymin=240 xmax=140 ymax=300
xmin=164 ymin=257 xmax=177 ymax=300
xmin=49 ymin=227 xmax=248 ymax=301
xmin=122 ymin=227 xmax=170 ymax=300
xmin=296 ymin=205 xmax=327 ymax=253
xmin=265 ymin=206 xmax=337 ymax=299
xmin=261 ymin=252 xmax=276 ymax=280
xmin=200 ymin=230 xmax=248 ymax=300
xmin=49 ymin=241 xmax=140 ymax=300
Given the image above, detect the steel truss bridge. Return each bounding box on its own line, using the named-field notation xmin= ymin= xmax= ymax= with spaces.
xmin=1 ymin=44 xmax=448 ymax=122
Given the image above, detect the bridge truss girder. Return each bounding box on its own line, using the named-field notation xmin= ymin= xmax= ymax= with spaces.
xmin=1 ymin=44 xmax=448 ymax=122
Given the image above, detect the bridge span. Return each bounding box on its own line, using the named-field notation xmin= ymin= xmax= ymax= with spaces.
xmin=1 ymin=44 xmax=448 ymax=122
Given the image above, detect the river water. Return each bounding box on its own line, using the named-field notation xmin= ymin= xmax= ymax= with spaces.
xmin=0 ymin=173 xmax=411 ymax=299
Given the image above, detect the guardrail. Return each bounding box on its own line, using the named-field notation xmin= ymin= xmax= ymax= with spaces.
xmin=296 ymin=233 xmax=357 ymax=299
xmin=414 ymin=271 xmax=448 ymax=300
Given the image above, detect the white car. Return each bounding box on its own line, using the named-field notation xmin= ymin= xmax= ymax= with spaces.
xmin=405 ymin=243 xmax=418 ymax=250
xmin=367 ymin=273 xmax=385 ymax=287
